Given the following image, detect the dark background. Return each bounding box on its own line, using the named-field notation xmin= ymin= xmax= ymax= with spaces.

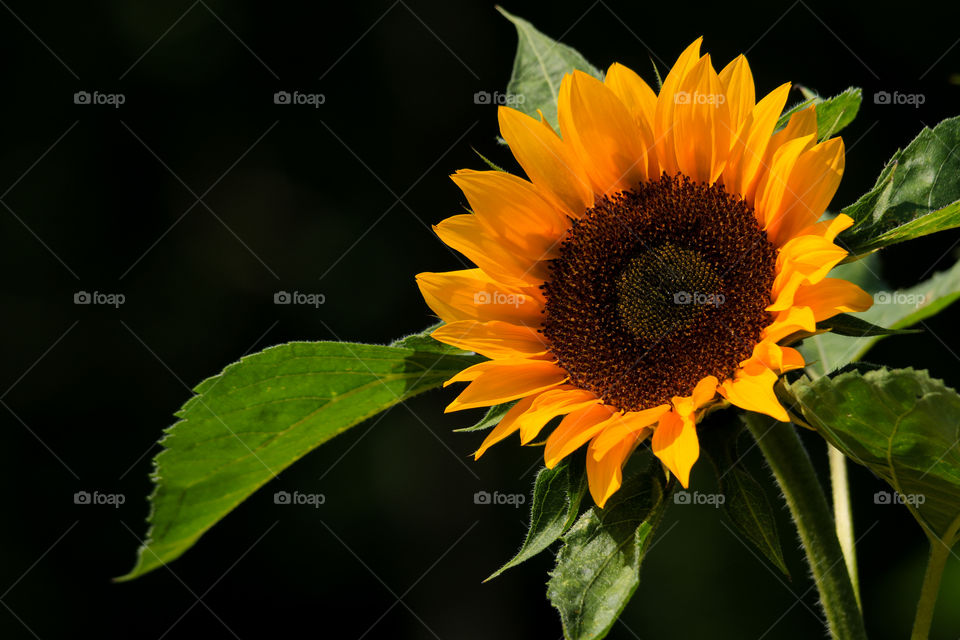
xmin=2 ymin=0 xmax=959 ymax=638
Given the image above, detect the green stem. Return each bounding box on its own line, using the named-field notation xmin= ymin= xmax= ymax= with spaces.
xmin=910 ymin=515 xmax=960 ymax=640
xmin=910 ymin=539 xmax=949 ymax=640
xmin=828 ymin=444 xmax=861 ymax=610
xmin=744 ymin=414 xmax=867 ymax=640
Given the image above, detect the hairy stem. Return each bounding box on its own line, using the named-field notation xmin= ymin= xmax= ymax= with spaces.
xmin=744 ymin=413 xmax=867 ymax=640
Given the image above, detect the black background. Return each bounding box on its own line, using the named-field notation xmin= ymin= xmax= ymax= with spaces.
xmin=2 ymin=1 xmax=960 ymax=638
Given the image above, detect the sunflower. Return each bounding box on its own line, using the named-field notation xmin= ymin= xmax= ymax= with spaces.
xmin=416 ymin=38 xmax=872 ymax=507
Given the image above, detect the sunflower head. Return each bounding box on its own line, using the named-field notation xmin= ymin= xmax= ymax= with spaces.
xmin=417 ymin=38 xmax=872 ymax=507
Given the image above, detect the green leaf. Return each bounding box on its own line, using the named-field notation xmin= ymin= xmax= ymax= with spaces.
xmin=817 ymin=313 xmax=921 ymax=337
xmin=547 ymin=452 xmax=668 ymax=640
xmin=496 ymin=7 xmax=602 ymax=131
xmin=390 ymin=322 xmax=471 ymax=355
xmin=700 ymin=414 xmax=789 ymax=575
xmin=800 ymin=258 xmax=960 ymax=375
xmin=454 ymin=400 xmax=516 ymax=432
xmin=486 ymin=457 xmax=586 ymax=580
xmin=839 ymin=116 xmax=960 ymax=254
xmin=723 ymin=465 xmax=791 ymax=576
xmin=776 ymin=86 xmax=862 ymax=141
xmin=786 ymin=367 xmax=960 ymax=544
xmin=120 ymin=340 xmax=481 ymax=580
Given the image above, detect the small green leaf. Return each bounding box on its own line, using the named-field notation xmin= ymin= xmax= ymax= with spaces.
xmin=723 ymin=466 xmax=790 ymax=576
xmin=786 ymin=367 xmax=960 ymax=544
xmin=700 ymin=415 xmax=789 ymax=575
xmin=800 ymin=259 xmax=960 ymax=375
xmin=776 ymin=86 xmax=862 ymax=141
xmin=496 ymin=7 xmax=602 ymax=131
xmin=486 ymin=457 xmax=586 ymax=580
xmin=121 ymin=340 xmax=481 ymax=580
xmin=817 ymin=313 xmax=921 ymax=337
xmin=547 ymin=452 xmax=668 ymax=640
xmin=454 ymin=400 xmax=516 ymax=432
xmin=840 ymin=116 xmax=960 ymax=254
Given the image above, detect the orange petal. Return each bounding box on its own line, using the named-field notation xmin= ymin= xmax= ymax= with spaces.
xmin=792 ymin=278 xmax=874 ymax=321
xmin=745 ymin=340 xmax=806 ymax=373
xmin=474 ymin=393 xmax=539 ymax=459
xmin=653 ymin=38 xmax=704 ymax=177
xmin=586 ymin=430 xmax=648 ymax=508
xmin=765 ymin=138 xmax=846 ymax=246
xmin=451 ymin=169 xmax=568 ymax=252
xmin=543 ymin=404 xmax=617 ymax=468
xmin=672 ymin=54 xmax=732 ymax=184
xmin=434 ymin=214 xmax=548 ymax=285
xmin=719 ymin=54 xmax=755 ymax=133
xmin=755 ymin=133 xmax=817 ymax=237
xmin=498 ymin=106 xmax=593 ymax=217
xmin=431 ymin=320 xmax=549 ymax=359
xmin=724 ymin=82 xmax=791 ymax=202
xmin=604 ymin=62 xmax=657 ymax=127
xmin=444 ymin=358 xmax=567 ymax=412
xmin=718 ymin=368 xmax=789 ymax=422
xmin=762 ymin=305 xmax=818 ymax=343
xmin=590 ymin=404 xmax=670 ymax=460
xmin=651 ymin=410 xmax=699 ymax=488
xmin=559 ymin=71 xmax=648 ymax=194
xmin=416 ymin=269 xmax=544 ymax=327
xmin=517 ymin=387 xmax=601 ymax=443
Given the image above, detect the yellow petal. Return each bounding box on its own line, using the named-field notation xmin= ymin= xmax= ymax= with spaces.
xmin=653 ymin=38 xmax=704 ymax=177
xmin=434 ymin=214 xmax=548 ymax=285
xmin=604 ymin=62 xmax=658 ymax=177
xmin=559 ymin=71 xmax=648 ymax=194
xmin=590 ymin=404 xmax=670 ymax=460
xmin=761 ymin=305 xmax=817 ymax=343
xmin=586 ymin=430 xmax=647 ymax=508
xmin=672 ymin=54 xmax=732 ymax=184
xmin=765 ymin=138 xmax=846 ymax=246
xmin=792 ymin=278 xmax=874 ymax=321
xmin=543 ymin=404 xmax=617 ymax=468
xmin=451 ymin=168 xmax=568 ymax=257
xmin=724 ymin=82 xmax=791 ymax=202
xmin=718 ymin=54 xmax=755 ymax=133
xmin=755 ymin=133 xmax=817 ymax=237
xmin=516 ymin=386 xmax=600 ymax=444
xmin=718 ymin=368 xmax=789 ymax=422
xmin=474 ymin=393 xmax=538 ymax=459
xmin=745 ymin=340 xmax=806 ymax=373
xmin=498 ymin=106 xmax=593 ymax=217
xmin=605 ymin=62 xmax=657 ymax=127
xmin=444 ymin=358 xmax=567 ymax=412
xmin=431 ymin=320 xmax=549 ymax=359
xmin=416 ymin=269 xmax=544 ymax=327
xmin=651 ymin=410 xmax=699 ymax=488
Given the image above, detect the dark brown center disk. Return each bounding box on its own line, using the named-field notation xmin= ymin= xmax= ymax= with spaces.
xmin=542 ymin=174 xmax=777 ymax=411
